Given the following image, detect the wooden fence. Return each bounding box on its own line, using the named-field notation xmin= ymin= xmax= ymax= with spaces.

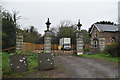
xmin=22 ymin=42 xmax=59 ymax=52
xmin=1 ymin=42 xmax=87 ymax=53
xmin=22 ymin=42 xmax=76 ymax=52
xmin=22 ymin=42 xmax=43 ymax=52
xmin=0 ymin=47 xmax=15 ymax=52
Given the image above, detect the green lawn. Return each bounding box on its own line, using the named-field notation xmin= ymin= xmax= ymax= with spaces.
xmin=1 ymin=52 xmax=38 ymax=78
xmin=2 ymin=52 xmax=10 ymax=75
xmin=0 ymin=52 xmax=2 ymax=79
xmin=80 ymin=53 xmax=120 ymax=62
xmin=27 ymin=52 xmax=38 ymax=72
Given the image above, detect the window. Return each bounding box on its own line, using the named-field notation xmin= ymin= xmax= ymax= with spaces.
xmin=94 ymin=41 xmax=97 ymax=48
xmin=110 ymin=37 xmax=116 ymax=42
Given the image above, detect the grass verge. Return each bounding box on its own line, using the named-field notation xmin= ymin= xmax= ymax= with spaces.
xmin=80 ymin=53 xmax=120 ymax=62
xmin=1 ymin=52 xmax=38 ymax=78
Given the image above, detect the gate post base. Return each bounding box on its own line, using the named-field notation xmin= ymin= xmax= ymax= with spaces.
xmin=38 ymin=53 xmax=54 ymax=70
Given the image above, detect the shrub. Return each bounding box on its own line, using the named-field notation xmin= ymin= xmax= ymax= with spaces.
xmin=15 ymin=51 xmax=26 ymax=55
xmin=104 ymin=42 xmax=120 ymax=57
xmin=83 ymin=48 xmax=90 ymax=52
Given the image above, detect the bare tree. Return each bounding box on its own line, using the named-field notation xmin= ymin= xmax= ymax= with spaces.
xmin=60 ymin=20 xmax=72 ymax=27
xmin=50 ymin=27 xmax=58 ymax=36
xmin=12 ymin=10 xmax=21 ymax=25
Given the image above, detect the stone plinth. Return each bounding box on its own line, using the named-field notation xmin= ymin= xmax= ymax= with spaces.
xmin=9 ymin=54 xmax=28 ymax=72
xmin=38 ymin=53 xmax=54 ymax=70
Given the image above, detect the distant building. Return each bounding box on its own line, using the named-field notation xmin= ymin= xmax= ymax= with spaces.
xmin=89 ymin=23 xmax=119 ymax=52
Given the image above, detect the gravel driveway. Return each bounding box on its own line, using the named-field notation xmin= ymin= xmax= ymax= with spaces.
xmin=54 ymin=55 xmax=119 ymax=78
xmin=21 ymin=55 xmax=119 ymax=78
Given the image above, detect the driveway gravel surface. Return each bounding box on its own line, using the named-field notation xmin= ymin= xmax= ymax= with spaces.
xmin=21 ymin=55 xmax=119 ymax=78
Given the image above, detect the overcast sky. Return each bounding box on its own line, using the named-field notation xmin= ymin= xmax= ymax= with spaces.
xmin=1 ymin=0 xmax=119 ymax=35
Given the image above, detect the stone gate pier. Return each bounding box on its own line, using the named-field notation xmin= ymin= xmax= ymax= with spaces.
xmin=75 ymin=20 xmax=84 ymax=55
xmin=38 ymin=18 xmax=54 ymax=70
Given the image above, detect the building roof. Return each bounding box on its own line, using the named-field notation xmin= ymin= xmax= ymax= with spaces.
xmin=89 ymin=24 xmax=118 ymax=34
xmin=94 ymin=24 xmax=118 ymax=32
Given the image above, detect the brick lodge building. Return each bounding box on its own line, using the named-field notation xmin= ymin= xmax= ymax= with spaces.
xmin=88 ymin=23 xmax=119 ymax=52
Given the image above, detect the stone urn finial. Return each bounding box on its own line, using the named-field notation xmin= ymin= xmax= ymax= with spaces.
xmin=77 ymin=19 xmax=82 ymax=31
xmin=45 ymin=18 xmax=51 ymax=31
